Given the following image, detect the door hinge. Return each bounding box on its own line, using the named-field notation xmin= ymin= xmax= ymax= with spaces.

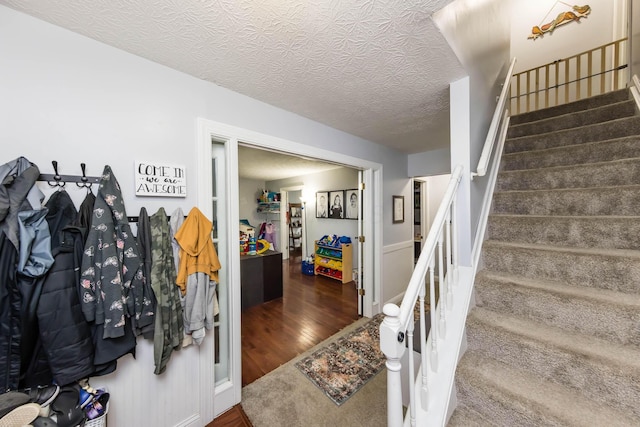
xmin=358 ymin=288 xmax=365 ymax=296
xmin=358 ymin=236 xmax=365 ymax=243
xmin=360 ymin=182 xmax=365 ymax=190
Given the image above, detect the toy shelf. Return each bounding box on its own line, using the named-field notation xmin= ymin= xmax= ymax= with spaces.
xmin=314 ymin=241 xmax=352 ymax=284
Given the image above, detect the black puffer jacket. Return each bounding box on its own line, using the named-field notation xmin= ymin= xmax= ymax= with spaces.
xmin=0 ymin=231 xmax=20 ymax=392
xmin=20 ymin=191 xmax=95 ymax=387
xmin=36 ymin=224 xmax=94 ymax=385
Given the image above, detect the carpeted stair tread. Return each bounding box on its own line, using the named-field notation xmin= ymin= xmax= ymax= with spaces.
xmin=486 ymin=214 xmax=640 ymax=249
xmin=454 ymin=87 xmax=640 ymax=427
xmin=455 ymin=351 xmax=638 ymax=427
xmin=492 ymin=184 xmax=640 ymax=216
xmin=507 ymin=100 xmax=636 ymax=139
xmin=474 ymin=270 xmax=640 ymax=347
xmin=468 ymin=307 xmax=640 ymax=373
xmin=509 ymin=89 xmax=630 ymax=125
xmin=464 ymin=309 xmax=640 ymax=420
xmin=501 ymin=135 xmax=640 ymax=172
xmin=504 ymin=115 xmax=640 ymax=154
xmin=498 ymin=156 xmax=640 ymax=190
xmin=447 ymin=402 xmax=497 ymax=426
xmin=481 ymin=240 xmax=640 ymax=294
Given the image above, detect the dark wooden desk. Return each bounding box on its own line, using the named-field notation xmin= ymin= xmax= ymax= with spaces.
xmin=240 ymin=251 xmax=283 ymax=310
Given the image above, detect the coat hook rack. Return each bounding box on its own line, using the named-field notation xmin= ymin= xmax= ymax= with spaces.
xmin=76 ymin=162 xmax=93 ymax=189
xmin=38 ymin=160 xmax=101 ymax=186
xmin=47 ymin=160 xmax=65 ymax=188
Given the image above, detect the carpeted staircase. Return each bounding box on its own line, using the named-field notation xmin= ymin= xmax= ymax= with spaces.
xmin=449 ymin=88 xmax=640 ymax=426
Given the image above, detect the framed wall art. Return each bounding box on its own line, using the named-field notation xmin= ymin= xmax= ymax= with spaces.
xmin=393 ymin=195 xmax=404 ymax=224
xmin=329 ymin=190 xmax=344 ymax=219
xmin=344 ymin=189 xmax=358 ymax=219
xmin=316 ymin=191 xmax=328 ymax=218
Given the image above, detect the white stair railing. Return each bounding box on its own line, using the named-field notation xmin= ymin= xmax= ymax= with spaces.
xmin=381 ymin=57 xmax=516 ymax=427
xmin=380 ymin=164 xmax=463 ymax=427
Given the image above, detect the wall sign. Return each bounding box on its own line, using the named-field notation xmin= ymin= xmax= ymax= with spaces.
xmin=135 ymin=161 xmax=186 ymax=197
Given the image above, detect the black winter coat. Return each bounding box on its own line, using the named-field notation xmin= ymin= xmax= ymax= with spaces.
xmin=20 ymin=191 xmax=95 ymax=387
xmin=0 ymin=231 xmax=21 ymax=392
xmin=36 ymin=225 xmax=94 ymax=386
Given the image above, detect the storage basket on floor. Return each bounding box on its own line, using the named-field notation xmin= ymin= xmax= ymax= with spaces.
xmin=85 ymin=402 xmax=108 ymax=427
xmin=301 ymin=260 xmax=314 ymax=276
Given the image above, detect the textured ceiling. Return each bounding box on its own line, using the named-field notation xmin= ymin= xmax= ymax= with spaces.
xmin=0 ymin=0 xmax=466 ymax=154
xmin=238 ymin=145 xmax=343 ymax=181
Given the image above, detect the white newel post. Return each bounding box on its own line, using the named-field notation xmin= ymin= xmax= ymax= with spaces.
xmin=381 ymin=303 xmax=405 ymax=427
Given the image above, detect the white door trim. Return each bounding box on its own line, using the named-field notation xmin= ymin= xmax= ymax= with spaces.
xmin=196 ymin=118 xmax=383 ymax=418
xmin=279 ymin=185 xmax=304 ymax=259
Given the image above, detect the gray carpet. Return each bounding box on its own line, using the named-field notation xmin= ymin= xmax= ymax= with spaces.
xmin=241 ymin=316 xmax=387 ymax=427
xmin=450 ymin=88 xmax=640 ymax=426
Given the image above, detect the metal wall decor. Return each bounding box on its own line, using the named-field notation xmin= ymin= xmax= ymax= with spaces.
xmin=528 ymin=2 xmax=591 ymax=40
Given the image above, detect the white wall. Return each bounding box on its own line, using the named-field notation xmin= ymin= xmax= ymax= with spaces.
xmin=407 ymin=147 xmax=451 ymax=177
xmin=0 ymin=5 xmax=412 ymax=426
xmin=511 ymin=0 xmax=626 ymax=74
xmin=382 ymin=241 xmax=415 ymax=305
xmin=239 ymin=177 xmax=266 ymax=231
xmin=426 ymin=174 xmax=452 ymax=232
xmin=434 ymin=0 xmax=512 ymax=265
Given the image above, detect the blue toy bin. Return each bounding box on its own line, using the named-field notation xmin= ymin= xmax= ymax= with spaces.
xmin=302 ymin=260 xmax=315 ymax=276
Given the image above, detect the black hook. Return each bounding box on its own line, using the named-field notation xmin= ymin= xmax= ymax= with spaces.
xmin=52 ymin=161 xmax=60 ymax=180
xmin=76 ymin=163 xmax=92 ymax=190
xmin=48 ymin=160 xmax=65 ymax=188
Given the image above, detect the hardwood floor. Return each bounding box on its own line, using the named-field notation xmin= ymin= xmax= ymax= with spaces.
xmin=241 ymin=256 xmax=360 ymax=385
xmin=209 ymin=256 xmax=360 ymax=426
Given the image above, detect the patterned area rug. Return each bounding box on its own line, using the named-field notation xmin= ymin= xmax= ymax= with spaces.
xmin=294 ymin=313 xmax=386 ymax=406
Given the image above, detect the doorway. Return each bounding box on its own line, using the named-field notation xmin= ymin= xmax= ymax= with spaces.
xmin=413 ymin=179 xmax=426 ymax=263
xmin=196 ymin=118 xmax=383 ymax=418
xmin=412 ymin=174 xmax=452 ymax=263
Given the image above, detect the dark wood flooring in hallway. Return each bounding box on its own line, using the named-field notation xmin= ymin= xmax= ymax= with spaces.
xmin=209 ymin=256 xmax=360 ymax=426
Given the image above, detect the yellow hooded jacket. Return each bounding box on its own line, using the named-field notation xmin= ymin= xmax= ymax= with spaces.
xmin=174 ymin=207 xmax=221 ymax=295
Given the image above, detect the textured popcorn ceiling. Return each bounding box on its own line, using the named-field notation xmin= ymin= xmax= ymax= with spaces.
xmin=1 ymin=0 xmax=465 ymax=155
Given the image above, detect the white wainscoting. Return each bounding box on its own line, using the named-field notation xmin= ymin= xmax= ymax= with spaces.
xmin=382 ymin=240 xmax=415 ymax=306
xmin=92 ymin=333 xmax=210 ymax=426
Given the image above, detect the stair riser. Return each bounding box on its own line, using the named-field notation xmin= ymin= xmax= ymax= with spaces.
xmin=501 ymin=137 xmax=640 ymax=172
xmin=455 ymin=363 xmax=568 ymax=426
xmin=474 ymin=277 xmax=640 ymax=348
xmin=482 ymin=243 xmax=640 ymax=294
xmin=504 ymin=117 xmax=640 ymax=154
xmin=510 ymin=89 xmax=630 ymax=125
xmin=499 ymin=156 xmax=640 ymax=191
xmin=466 ymin=318 xmax=640 ymax=419
xmin=492 ymin=187 xmax=640 ymax=216
xmin=487 ymin=216 xmax=640 ymax=250
xmin=508 ymin=101 xmax=637 ymax=139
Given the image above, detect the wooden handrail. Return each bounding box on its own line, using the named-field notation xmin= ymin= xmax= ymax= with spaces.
xmin=511 ymin=38 xmax=629 ymax=114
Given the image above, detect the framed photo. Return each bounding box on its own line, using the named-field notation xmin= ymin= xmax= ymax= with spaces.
xmin=329 ymin=190 xmax=345 ymax=219
xmin=344 ymin=189 xmax=358 ymax=220
xmin=393 ymin=195 xmax=404 ymax=224
xmin=316 ymin=191 xmax=329 ymax=218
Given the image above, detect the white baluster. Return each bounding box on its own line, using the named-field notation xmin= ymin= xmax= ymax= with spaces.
xmin=429 ymin=256 xmax=438 ymax=372
xmin=452 ymin=197 xmax=459 ymax=286
xmin=446 ymin=209 xmax=453 ymax=309
xmin=438 ymin=230 xmax=446 ymax=339
xmin=407 ymin=310 xmax=416 ymax=427
xmin=419 ymin=281 xmax=428 ymax=409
